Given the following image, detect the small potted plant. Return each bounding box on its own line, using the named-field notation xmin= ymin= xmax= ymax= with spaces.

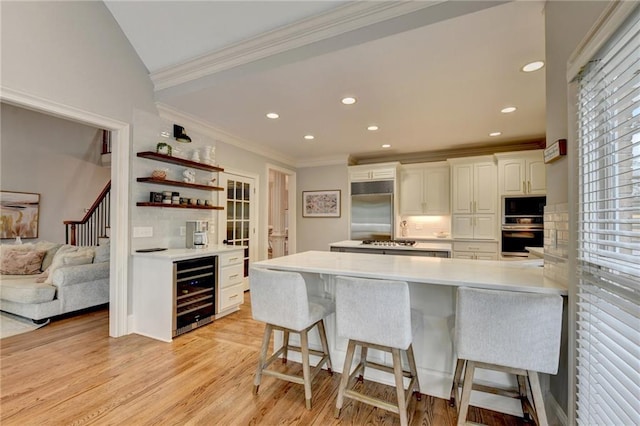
xmin=156 ymin=142 xmax=172 ymax=156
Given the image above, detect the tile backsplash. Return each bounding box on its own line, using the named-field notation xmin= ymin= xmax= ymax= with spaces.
xmin=543 ymin=203 xmax=569 ymax=284
xmin=399 ymin=216 xmax=451 ymax=239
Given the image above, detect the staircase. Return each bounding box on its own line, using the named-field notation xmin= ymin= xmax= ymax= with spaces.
xmin=64 ymin=181 xmax=110 ymax=246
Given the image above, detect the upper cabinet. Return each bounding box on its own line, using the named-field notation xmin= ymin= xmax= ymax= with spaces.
xmin=399 ymin=162 xmax=450 ymax=215
xmin=496 ymin=150 xmax=546 ymax=195
xmin=348 ymin=162 xmax=399 ymax=182
xmin=448 ymin=156 xmax=498 ymax=240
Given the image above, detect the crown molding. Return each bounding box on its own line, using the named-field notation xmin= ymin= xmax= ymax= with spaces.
xmin=150 ymin=1 xmax=442 ymax=91
xmin=156 ymin=103 xmax=297 ymax=167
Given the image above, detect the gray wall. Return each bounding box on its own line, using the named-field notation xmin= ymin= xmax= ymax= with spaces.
xmin=544 ymin=0 xmax=609 ymax=416
xmin=0 ymin=104 xmax=111 ymax=244
xmin=296 ymin=164 xmax=349 ymax=252
xmin=1 ymin=1 xmax=156 ymax=123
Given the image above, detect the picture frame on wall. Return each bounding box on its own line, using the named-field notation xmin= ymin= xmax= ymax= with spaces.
xmin=302 ymin=190 xmax=341 ymax=218
xmin=0 ymin=190 xmax=40 ymax=239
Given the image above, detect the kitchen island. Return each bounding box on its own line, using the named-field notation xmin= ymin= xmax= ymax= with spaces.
xmin=251 ymin=250 xmax=565 ymax=416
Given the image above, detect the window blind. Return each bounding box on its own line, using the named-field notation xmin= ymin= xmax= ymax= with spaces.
xmin=576 ymin=7 xmax=640 ymax=426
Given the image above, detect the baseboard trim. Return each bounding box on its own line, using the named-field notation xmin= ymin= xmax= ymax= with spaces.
xmin=547 ymin=392 xmax=568 ymax=426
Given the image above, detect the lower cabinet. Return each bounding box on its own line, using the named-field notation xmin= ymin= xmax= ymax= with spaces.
xmin=452 ymin=241 xmax=498 ymax=260
xmin=217 ymin=250 xmax=244 ymax=316
xmin=451 ymin=214 xmax=497 ymax=240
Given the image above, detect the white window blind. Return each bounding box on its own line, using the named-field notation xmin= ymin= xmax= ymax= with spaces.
xmin=576 ymin=7 xmax=640 ymax=426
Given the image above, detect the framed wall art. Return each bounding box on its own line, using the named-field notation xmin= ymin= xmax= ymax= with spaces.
xmin=302 ymin=190 xmax=341 ymax=218
xmin=0 ymin=191 xmax=40 ymax=239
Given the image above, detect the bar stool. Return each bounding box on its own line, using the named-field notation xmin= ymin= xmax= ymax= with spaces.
xmin=250 ymin=267 xmax=333 ymax=410
xmin=334 ymin=276 xmax=421 ymax=426
xmin=451 ymin=287 xmax=562 ymax=426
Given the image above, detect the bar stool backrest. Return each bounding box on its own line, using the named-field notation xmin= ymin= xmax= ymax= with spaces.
xmin=336 ymin=276 xmax=412 ymax=350
xmin=250 ymin=267 xmax=310 ymax=331
xmin=455 ymin=287 xmax=563 ymax=374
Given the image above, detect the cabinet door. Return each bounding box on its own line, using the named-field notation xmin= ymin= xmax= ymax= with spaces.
xmin=349 ymin=170 xmax=372 ymax=181
xmin=400 ymin=168 xmax=424 ymax=215
xmin=453 ymin=252 xmax=475 ymax=260
xmin=476 ymin=252 xmax=498 ymax=261
xmin=371 ymin=168 xmax=396 ymax=180
xmin=473 ymin=214 xmax=497 ymax=239
xmin=451 ymin=164 xmax=473 ymax=214
xmin=452 ymin=215 xmax=474 ymax=239
xmin=527 ymin=159 xmax=546 ymax=194
xmin=500 ymin=159 xmax=526 ymax=195
xmin=424 ymin=166 xmax=450 ymax=214
xmin=474 ymin=162 xmax=497 ymax=214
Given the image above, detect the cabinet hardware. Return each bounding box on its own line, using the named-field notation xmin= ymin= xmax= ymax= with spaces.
xmin=528 ymin=181 xmax=531 ymax=193
xmin=229 ymin=274 xmax=239 ymax=279
xmin=229 ymin=257 xmax=239 ymax=261
xmin=523 ymin=181 xmax=526 ymax=193
xmin=469 ymin=201 xmax=472 ymax=212
xmin=229 ymin=294 xmax=239 ymax=298
xmin=473 ymin=201 xmax=477 ymax=213
xmin=469 ymin=247 xmax=480 ymax=250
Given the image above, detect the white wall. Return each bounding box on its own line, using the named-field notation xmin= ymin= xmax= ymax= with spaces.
xmin=0 ymin=1 xmax=156 ymax=123
xmin=296 ymin=164 xmax=349 ymax=252
xmin=0 ymin=103 xmax=111 ymax=243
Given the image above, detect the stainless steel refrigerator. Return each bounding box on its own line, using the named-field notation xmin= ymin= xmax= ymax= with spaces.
xmin=350 ymin=180 xmax=394 ymax=240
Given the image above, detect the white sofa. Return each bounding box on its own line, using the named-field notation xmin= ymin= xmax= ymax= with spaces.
xmin=0 ymin=242 xmax=109 ymax=323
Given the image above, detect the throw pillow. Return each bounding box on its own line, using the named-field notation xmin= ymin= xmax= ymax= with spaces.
xmin=0 ymin=249 xmax=47 ymax=275
xmin=33 ymin=241 xmax=62 ymax=271
xmin=45 ymin=245 xmax=95 ymax=284
xmin=94 ymin=242 xmax=110 ymax=264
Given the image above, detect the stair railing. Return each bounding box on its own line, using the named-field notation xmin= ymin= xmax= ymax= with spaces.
xmin=64 ymin=181 xmax=110 ymax=246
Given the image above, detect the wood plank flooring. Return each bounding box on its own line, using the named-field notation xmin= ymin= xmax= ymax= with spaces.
xmin=1 ymin=296 xmax=526 ymax=425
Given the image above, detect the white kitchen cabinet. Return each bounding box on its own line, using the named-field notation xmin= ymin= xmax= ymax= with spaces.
xmin=399 ymin=162 xmax=450 ymax=215
xmin=349 ymin=162 xmax=399 ymax=182
xmin=452 ymin=240 xmax=498 ymax=260
xmin=496 ymin=150 xmax=546 ymax=195
xmin=217 ymin=250 xmax=245 ymax=316
xmin=448 ymin=156 xmax=497 ymax=240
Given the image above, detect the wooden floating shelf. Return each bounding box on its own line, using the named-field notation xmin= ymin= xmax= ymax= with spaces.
xmin=137 ymin=151 xmax=224 ymax=172
xmin=137 ymin=177 xmax=223 ymax=191
xmin=137 ymin=202 xmax=224 ymax=210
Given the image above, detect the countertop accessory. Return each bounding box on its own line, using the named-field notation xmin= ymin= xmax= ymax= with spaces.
xmin=135 ymin=248 xmax=168 ymax=253
xmin=151 ymin=169 xmax=167 ymax=180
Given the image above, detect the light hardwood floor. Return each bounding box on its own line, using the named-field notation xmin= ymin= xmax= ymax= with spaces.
xmin=1 ymin=296 xmax=526 ymax=425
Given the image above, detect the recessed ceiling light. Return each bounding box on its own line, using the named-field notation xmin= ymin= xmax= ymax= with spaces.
xmin=304 ymin=135 xmax=314 ymax=140
xmin=341 ymin=97 xmax=357 ymax=105
xmin=367 ymin=125 xmax=379 ymax=131
xmin=382 ymin=144 xmax=391 ymax=148
xmin=266 ymin=112 xmax=279 ymax=119
xmin=501 ymin=106 xmax=517 ymax=113
xmin=522 ymin=61 xmax=544 ymax=72
xmin=489 ymin=132 xmax=502 ymax=137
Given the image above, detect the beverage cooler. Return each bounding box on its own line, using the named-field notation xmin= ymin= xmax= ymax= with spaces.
xmin=173 ymin=256 xmax=217 ymax=337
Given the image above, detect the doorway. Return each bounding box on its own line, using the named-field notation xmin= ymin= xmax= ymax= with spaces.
xmin=218 ymin=171 xmax=258 ymax=291
xmin=267 ymin=164 xmax=296 ymax=259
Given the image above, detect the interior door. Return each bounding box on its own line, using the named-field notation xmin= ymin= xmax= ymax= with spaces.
xmin=218 ymin=172 xmax=256 ymax=291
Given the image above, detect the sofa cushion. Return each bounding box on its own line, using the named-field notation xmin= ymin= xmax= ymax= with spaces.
xmin=35 ymin=242 xmax=62 ymax=271
xmin=94 ymin=242 xmax=110 ymax=264
xmin=45 ymin=246 xmax=94 ymax=284
xmin=0 ymin=274 xmax=56 ymax=304
xmin=0 ymin=249 xmax=46 ymax=275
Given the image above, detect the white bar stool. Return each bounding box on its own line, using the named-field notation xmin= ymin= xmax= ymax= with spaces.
xmin=451 ymin=287 xmax=563 ymax=426
xmin=334 ymin=276 xmax=421 ymax=426
xmin=249 ymin=267 xmax=333 ymax=410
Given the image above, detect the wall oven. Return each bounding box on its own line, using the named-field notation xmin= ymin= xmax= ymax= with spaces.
xmin=501 ymin=196 xmax=545 ymax=258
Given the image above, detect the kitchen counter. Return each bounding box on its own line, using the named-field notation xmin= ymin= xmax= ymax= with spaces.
xmin=254 ymin=250 xmax=563 ymax=295
xmin=525 ymin=246 xmax=544 ymax=259
xmin=251 ymin=251 xmax=565 ymax=414
xmin=132 ymin=244 xmax=243 ymax=261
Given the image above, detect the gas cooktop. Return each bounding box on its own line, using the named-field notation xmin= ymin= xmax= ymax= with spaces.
xmin=361 ymin=240 xmax=416 ymax=246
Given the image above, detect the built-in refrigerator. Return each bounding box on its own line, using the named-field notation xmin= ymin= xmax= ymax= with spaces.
xmin=350 ymin=180 xmax=394 ymax=240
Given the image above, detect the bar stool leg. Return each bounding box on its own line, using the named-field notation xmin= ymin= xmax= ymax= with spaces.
xmin=282 ymin=330 xmax=290 ymax=364
xmin=335 ymin=339 xmax=357 ymax=418
xmin=529 ymin=371 xmax=549 ymax=426
xmin=357 ymin=345 xmax=368 ymax=382
xmin=317 ymin=319 xmax=333 ymax=373
xmin=406 ymin=344 xmax=422 ymax=401
xmin=392 ymin=348 xmax=409 ymax=426
xmin=254 ymin=324 xmax=272 ymax=394
xmin=300 ymin=329 xmax=313 ymax=410
xmin=457 ymin=360 xmax=476 ymax=426
xmin=450 ymin=358 xmax=465 ymax=408
xmin=517 ymin=374 xmax=532 ymax=421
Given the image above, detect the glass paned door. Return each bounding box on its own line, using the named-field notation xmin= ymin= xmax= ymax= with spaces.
xmin=219 ymin=173 xmax=256 ymax=291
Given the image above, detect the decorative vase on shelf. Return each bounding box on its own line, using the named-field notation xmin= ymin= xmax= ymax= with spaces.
xmin=191 ymin=150 xmax=201 ymax=163
xmin=202 ymin=146 xmax=215 ymax=165
xmin=156 ymin=142 xmax=172 ymax=156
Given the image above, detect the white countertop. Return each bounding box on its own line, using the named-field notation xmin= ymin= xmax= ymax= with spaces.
xmin=525 ymin=246 xmax=544 ymax=258
xmin=253 ymin=250 xmax=566 ymax=295
xmin=330 ymin=240 xmax=452 ymax=252
xmin=132 ymin=245 xmax=243 ymax=261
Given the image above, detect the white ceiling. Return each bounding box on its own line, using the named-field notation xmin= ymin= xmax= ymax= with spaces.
xmin=105 ymin=1 xmax=547 ymax=166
